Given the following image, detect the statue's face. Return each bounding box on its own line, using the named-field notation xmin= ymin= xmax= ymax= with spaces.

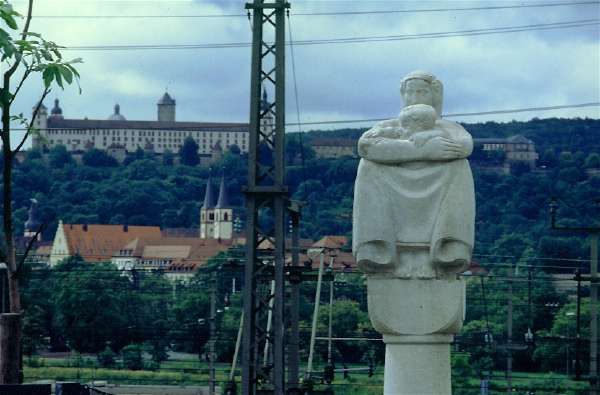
xmin=403 ymin=79 xmax=433 ymax=107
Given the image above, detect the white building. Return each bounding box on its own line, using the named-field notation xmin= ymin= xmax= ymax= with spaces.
xmin=200 ymin=174 xmax=233 ymax=240
xmin=32 ymin=92 xmax=252 ymax=158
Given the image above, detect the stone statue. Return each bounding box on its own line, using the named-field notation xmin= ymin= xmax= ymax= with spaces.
xmin=352 ymin=71 xmax=475 ymax=395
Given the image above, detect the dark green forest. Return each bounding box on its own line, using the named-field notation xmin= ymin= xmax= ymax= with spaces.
xmin=4 ymin=117 xmax=600 ymax=269
xmin=6 ymin=117 xmax=600 ymax=380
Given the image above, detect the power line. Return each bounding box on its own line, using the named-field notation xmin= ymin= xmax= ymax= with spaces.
xmin=30 ymin=1 xmax=600 ymax=19
xmin=286 ymin=102 xmax=600 ymax=127
xmin=10 ymin=102 xmax=599 ymax=132
xmin=59 ymin=19 xmax=599 ymax=51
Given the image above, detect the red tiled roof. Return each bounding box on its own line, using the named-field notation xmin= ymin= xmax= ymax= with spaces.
xmin=119 ymin=236 xmax=234 ymax=269
xmin=63 ymin=224 xmax=161 ymax=262
xmin=312 ymin=235 xmax=348 ymax=249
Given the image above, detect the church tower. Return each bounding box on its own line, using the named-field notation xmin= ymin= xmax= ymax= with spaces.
xmin=31 ymin=102 xmax=47 ymax=149
xmin=213 ymin=174 xmax=233 ymax=240
xmin=260 ymin=89 xmax=273 ymax=135
xmin=200 ymin=175 xmax=217 ymax=238
xmin=157 ymin=92 xmax=176 ymax=122
xmin=24 ymin=198 xmax=42 ymax=241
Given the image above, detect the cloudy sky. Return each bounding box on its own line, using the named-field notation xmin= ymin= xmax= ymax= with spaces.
xmin=7 ymin=0 xmax=600 ymax=141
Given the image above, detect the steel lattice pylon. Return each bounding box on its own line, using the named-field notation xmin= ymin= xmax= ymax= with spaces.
xmin=242 ymin=1 xmax=290 ymax=394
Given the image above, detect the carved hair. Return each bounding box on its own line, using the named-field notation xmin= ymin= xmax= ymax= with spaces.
xmin=399 ymin=70 xmax=443 ymax=117
xmin=399 ymin=104 xmax=437 ymax=132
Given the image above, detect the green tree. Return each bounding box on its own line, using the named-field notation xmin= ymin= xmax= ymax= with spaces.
xmin=53 ymin=257 xmax=129 ymax=352
xmin=451 ymin=353 xmax=474 ymax=395
xmin=533 ymin=300 xmax=590 ymax=373
xmin=170 ymin=280 xmax=210 ymax=353
xmin=48 ymin=144 xmax=73 ymax=168
xmin=123 ymin=147 xmax=146 ymax=166
xmin=584 ymin=152 xmax=600 ymax=169
xmin=317 ymin=299 xmax=370 ymax=363
xmin=179 ymin=137 xmax=200 ymax=166
xmin=121 ymin=344 xmax=144 ymax=370
xmin=0 ymin=0 xmax=81 ymax=383
xmin=97 ymin=344 xmax=116 ymax=368
xmin=82 ymin=148 xmax=119 ymax=167
xmin=162 ymin=149 xmax=174 ymax=166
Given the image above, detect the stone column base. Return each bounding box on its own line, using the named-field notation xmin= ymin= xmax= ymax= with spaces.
xmin=383 ymin=334 xmax=452 ymax=395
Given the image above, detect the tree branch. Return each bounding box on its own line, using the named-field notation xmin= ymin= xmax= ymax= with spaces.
xmin=15 ymin=221 xmax=45 ymax=277
xmin=12 ymin=87 xmax=50 ymax=156
xmin=9 ymin=67 xmax=32 ymax=106
xmin=3 ymin=0 xmax=34 ymax=83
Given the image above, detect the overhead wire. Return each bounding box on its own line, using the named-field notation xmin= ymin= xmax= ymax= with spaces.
xmin=10 ymin=102 xmax=600 ymax=133
xmin=286 ymin=11 xmax=309 ymax=199
xmin=29 ymin=1 xmax=600 ymax=19
xmin=57 ymin=19 xmax=599 ymax=51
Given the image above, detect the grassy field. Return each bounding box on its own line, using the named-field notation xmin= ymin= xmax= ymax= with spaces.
xmin=24 ymin=356 xmax=589 ymax=395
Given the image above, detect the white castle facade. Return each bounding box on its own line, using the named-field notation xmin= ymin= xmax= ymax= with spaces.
xmin=30 ymin=92 xmax=270 ymax=158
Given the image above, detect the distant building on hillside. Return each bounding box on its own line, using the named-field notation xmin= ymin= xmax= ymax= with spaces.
xmin=16 ymin=199 xmax=52 ymax=263
xmin=112 ymin=236 xmax=235 ymax=282
xmin=475 ymin=135 xmax=539 ymax=169
xmin=49 ymin=222 xmax=162 ymax=267
xmin=48 ymin=171 xmax=240 ymax=277
xmin=31 ymin=92 xmax=256 ymax=163
xmin=200 ymin=174 xmax=233 ymax=240
xmin=311 ymin=133 xmax=538 ymax=172
xmin=311 ymin=138 xmax=357 ymax=159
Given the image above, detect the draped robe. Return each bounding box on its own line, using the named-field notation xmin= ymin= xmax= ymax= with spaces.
xmin=352 ymin=119 xmax=475 ymax=276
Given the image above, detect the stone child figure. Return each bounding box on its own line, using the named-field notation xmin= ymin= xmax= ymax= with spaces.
xmin=375 ymin=103 xmax=449 ymax=148
xmin=353 ymin=71 xmax=475 ymax=279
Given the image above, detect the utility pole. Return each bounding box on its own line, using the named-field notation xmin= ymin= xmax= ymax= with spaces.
xmin=550 ymin=199 xmax=600 ymax=395
xmin=506 ymin=264 xmax=513 ymax=393
xmin=209 ymin=272 xmax=217 ymax=395
xmin=242 ymin=0 xmax=290 ymax=393
xmin=327 ymin=255 xmax=335 ymax=377
xmin=287 ymin=202 xmax=301 ymax=393
xmin=591 ymin=233 xmax=598 ymax=394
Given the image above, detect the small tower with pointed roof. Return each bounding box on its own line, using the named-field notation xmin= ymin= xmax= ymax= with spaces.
xmin=200 ymin=174 xmax=217 ymax=238
xmin=31 ymin=102 xmax=47 ymax=149
xmin=50 ymin=99 xmax=64 ymax=120
xmin=213 ymin=174 xmax=233 ymax=240
xmin=157 ymin=92 xmax=176 ymax=122
xmin=108 ymin=103 xmax=126 ymax=121
xmin=260 ymin=88 xmax=274 ymax=136
xmin=24 ymin=198 xmax=42 ymax=241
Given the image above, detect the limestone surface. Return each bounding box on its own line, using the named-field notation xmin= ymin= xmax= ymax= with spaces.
xmin=353 ymin=70 xmax=475 ymax=395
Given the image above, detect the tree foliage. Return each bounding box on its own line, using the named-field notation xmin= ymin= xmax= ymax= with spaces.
xmin=179 ymin=137 xmax=200 ymax=166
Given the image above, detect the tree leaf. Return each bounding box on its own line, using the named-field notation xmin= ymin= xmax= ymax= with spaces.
xmin=0 ymin=13 xmax=18 ymax=30
xmin=42 ymin=66 xmax=53 ymax=88
xmin=59 ymin=65 xmax=73 ymax=84
xmin=53 ymin=65 xmax=64 ymax=88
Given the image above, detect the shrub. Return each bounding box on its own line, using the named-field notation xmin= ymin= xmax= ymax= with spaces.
xmin=97 ymin=345 xmax=117 ymax=368
xmin=122 ymin=344 xmax=144 ymax=370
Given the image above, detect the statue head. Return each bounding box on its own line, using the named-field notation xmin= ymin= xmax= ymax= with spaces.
xmin=399 ymin=104 xmax=437 ymax=133
xmin=400 ymin=71 xmax=443 ymax=117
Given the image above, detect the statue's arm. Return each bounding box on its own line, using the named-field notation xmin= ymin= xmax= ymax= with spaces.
xmin=358 ymin=127 xmax=423 ymax=164
xmin=437 ymin=120 xmax=473 ymax=158
xmin=358 ymin=127 xmax=466 ymax=163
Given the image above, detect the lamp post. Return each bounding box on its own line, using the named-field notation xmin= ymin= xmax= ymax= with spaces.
xmin=566 ymin=311 xmax=576 ymax=376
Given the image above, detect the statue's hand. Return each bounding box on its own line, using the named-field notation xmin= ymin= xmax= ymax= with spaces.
xmin=421 ymin=137 xmax=464 ymax=160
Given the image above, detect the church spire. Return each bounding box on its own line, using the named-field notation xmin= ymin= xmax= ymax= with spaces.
xmin=215 ymin=174 xmax=229 ymax=208
xmin=261 ymin=88 xmax=269 ymax=112
xmin=203 ymin=175 xmax=216 ymax=209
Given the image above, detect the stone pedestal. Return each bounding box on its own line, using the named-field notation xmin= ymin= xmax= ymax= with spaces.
xmin=367 ymin=277 xmax=465 ymax=395
xmin=384 ymin=335 xmax=452 ymax=395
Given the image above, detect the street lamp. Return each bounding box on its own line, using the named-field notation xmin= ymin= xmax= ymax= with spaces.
xmin=566 ymin=311 xmax=576 ymax=376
